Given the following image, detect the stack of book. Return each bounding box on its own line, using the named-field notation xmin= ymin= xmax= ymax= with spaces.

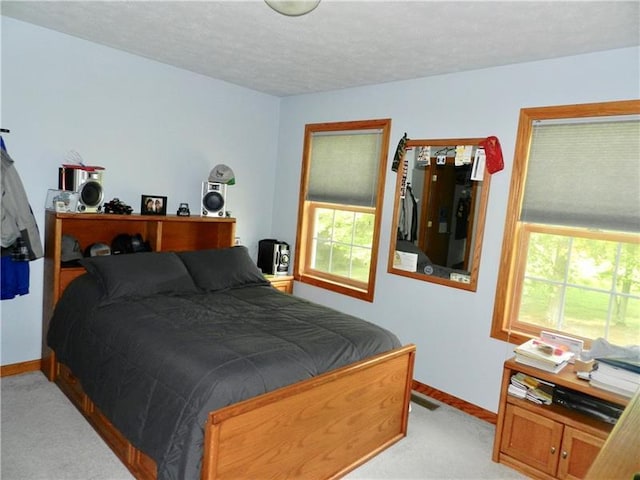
xmin=508 ymin=372 xmax=554 ymax=405
xmin=590 ymin=357 xmax=640 ymax=398
xmin=514 ymin=338 xmax=575 ymax=373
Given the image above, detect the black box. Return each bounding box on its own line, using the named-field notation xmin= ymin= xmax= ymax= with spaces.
xmin=553 ymin=386 xmax=624 ymax=424
xmin=257 ymin=239 xmax=290 ymax=276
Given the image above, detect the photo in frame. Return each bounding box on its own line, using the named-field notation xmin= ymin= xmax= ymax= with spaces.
xmin=140 ymin=195 xmax=167 ymax=215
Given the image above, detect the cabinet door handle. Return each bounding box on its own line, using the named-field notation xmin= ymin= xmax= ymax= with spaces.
xmin=550 ymin=447 xmax=556 ymax=454
xmin=562 ymin=451 xmax=568 ymax=459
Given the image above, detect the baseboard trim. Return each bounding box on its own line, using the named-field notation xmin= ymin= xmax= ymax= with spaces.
xmin=412 ymin=380 xmax=497 ymax=424
xmin=1 ymin=361 xmax=497 ymax=425
xmin=0 ymin=359 xmax=42 ymax=377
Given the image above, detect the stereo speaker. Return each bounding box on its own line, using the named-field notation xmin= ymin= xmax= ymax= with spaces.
xmin=273 ymin=243 xmax=290 ymax=276
xmin=201 ymin=182 xmax=227 ymax=217
xmin=58 ymin=167 xmax=104 ymax=213
xmin=257 ymin=239 xmax=290 ymax=276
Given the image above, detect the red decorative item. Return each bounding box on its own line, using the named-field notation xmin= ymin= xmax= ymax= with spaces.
xmin=480 ymin=136 xmax=504 ymax=174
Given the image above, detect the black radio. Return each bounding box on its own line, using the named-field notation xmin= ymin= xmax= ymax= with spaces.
xmin=257 ymin=239 xmax=290 ymax=276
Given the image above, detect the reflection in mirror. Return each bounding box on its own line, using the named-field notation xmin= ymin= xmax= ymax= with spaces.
xmin=387 ymin=138 xmax=491 ymax=291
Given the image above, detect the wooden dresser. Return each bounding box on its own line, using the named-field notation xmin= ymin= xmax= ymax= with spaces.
xmin=41 ymin=211 xmax=236 ymax=379
xmin=493 ymin=357 xmax=630 ymax=479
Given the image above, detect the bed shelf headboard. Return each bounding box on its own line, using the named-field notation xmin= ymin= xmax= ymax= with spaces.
xmin=41 ymin=211 xmax=236 ymax=379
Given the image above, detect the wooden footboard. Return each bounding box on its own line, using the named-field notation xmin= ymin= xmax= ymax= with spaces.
xmin=53 ymin=344 xmax=416 ymax=480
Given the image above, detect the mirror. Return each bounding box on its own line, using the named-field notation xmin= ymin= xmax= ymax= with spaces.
xmin=387 ymin=137 xmax=491 ymax=291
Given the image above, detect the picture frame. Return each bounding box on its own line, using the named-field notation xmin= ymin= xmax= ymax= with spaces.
xmin=140 ymin=195 xmax=167 ymax=216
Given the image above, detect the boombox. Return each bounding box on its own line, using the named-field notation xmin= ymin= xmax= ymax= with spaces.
xmin=257 ymin=239 xmax=290 ymax=276
xmin=58 ymin=166 xmax=104 ymax=213
xmin=201 ymin=182 xmax=227 ymax=217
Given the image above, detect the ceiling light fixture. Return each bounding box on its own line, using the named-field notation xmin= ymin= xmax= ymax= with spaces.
xmin=264 ymin=0 xmax=320 ymax=17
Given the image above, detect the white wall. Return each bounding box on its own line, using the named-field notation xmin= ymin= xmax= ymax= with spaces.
xmin=2 ymin=15 xmax=639 ymax=413
xmin=0 ymin=18 xmax=280 ymax=365
xmin=274 ymin=47 xmax=640 ymax=412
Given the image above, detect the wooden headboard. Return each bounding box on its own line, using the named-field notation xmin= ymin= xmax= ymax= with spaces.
xmin=41 ymin=211 xmax=236 ymax=379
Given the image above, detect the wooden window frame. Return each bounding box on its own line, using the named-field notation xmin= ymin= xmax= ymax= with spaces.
xmin=294 ymin=119 xmax=391 ymax=302
xmin=491 ymin=99 xmax=640 ymax=345
xmin=302 ymin=201 xmax=374 ymax=291
xmin=509 ymin=223 xmax=639 ymax=339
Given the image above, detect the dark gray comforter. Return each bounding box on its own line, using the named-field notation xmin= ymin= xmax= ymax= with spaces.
xmin=48 ymin=275 xmax=401 ymax=480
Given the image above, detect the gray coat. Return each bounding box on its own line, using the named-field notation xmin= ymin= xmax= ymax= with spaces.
xmin=1 ymin=149 xmax=44 ymax=260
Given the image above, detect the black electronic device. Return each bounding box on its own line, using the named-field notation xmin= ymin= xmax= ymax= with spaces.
xmin=553 ymin=386 xmax=624 ymax=425
xmin=257 ymin=239 xmax=290 ymax=276
xmin=177 ymin=203 xmax=191 ymax=216
xmin=103 ymin=198 xmax=133 ymax=215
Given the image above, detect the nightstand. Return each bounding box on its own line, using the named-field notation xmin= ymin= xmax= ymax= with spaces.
xmin=492 ymin=357 xmax=629 ymax=479
xmin=265 ymin=275 xmax=294 ymax=294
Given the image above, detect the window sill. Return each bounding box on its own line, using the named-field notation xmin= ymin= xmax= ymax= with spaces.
xmin=295 ymin=272 xmax=373 ymax=302
xmin=490 ymin=326 xmax=531 ymax=346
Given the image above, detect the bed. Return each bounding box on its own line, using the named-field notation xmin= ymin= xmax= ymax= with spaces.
xmin=46 ymin=245 xmax=416 ymax=480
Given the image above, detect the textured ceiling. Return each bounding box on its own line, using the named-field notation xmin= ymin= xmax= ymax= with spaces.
xmin=2 ymin=1 xmax=639 ymax=97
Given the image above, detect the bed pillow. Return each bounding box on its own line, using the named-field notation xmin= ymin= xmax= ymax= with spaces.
xmin=80 ymin=251 xmax=198 ymax=304
xmin=177 ymin=246 xmax=269 ymax=291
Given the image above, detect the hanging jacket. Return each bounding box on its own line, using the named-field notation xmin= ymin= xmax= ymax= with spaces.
xmin=398 ymin=185 xmax=418 ymax=242
xmin=1 ymin=148 xmax=44 ymax=260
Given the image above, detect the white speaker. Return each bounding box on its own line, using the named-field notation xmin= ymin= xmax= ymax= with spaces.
xmin=58 ymin=167 xmax=104 ymax=213
xmin=201 ymin=182 xmax=227 ymax=217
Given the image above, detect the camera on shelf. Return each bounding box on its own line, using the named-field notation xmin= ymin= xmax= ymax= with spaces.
xmin=177 ymin=203 xmax=190 ymax=216
xmin=103 ymin=198 xmax=133 ymax=215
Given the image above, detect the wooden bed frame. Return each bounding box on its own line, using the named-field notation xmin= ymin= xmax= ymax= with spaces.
xmin=41 ymin=212 xmax=417 ymax=480
xmin=52 ymin=345 xmax=415 ymax=480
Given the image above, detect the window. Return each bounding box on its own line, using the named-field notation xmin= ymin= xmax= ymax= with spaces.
xmin=491 ymin=100 xmax=640 ymax=347
xmin=294 ymin=119 xmax=391 ymax=301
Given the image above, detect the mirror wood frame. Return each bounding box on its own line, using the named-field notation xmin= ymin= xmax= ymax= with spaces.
xmin=387 ymin=137 xmax=491 ymax=291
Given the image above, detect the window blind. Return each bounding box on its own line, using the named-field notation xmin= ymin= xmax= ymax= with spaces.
xmin=307 ymin=130 xmax=382 ymax=207
xmin=521 ymin=119 xmax=640 ymax=233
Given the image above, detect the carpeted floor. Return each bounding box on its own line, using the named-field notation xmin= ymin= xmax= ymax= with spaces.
xmin=1 ymin=372 xmax=524 ymax=479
